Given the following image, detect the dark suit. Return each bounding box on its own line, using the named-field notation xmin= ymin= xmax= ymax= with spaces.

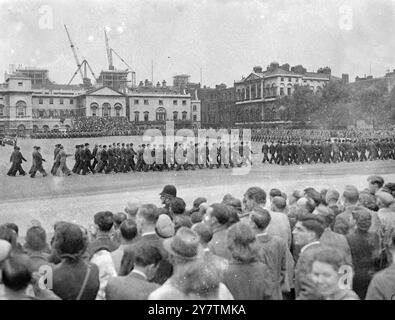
xmin=120 ymin=233 xmax=173 ymax=285
xmin=30 ymin=150 xmax=47 ymax=177
xmin=105 ymin=271 xmax=160 ymax=300
xmin=8 ymin=150 xmax=26 ymax=176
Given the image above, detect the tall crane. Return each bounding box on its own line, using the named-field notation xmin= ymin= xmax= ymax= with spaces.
xmin=104 ymin=28 xmax=114 ymax=70
xmin=64 ymin=24 xmax=84 ymax=81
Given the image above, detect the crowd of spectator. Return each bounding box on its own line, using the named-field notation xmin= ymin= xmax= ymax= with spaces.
xmin=1 ymin=177 xmax=395 ymax=300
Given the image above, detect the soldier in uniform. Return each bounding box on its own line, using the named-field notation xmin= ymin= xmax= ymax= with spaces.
xmin=269 ymin=140 xmax=276 ymax=164
xmin=261 ymin=140 xmax=269 ymax=163
xmin=30 ymin=146 xmax=47 ymax=178
xmin=72 ymin=145 xmax=81 ymax=173
xmin=105 ymin=145 xmax=117 ymax=174
xmin=332 ymin=139 xmax=340 ymax=163
xmin=51 ymin=144 xmax=61 ymax=176
xmin=56 ymin=145 xmax=72 ymax=176
xmin=92 ymin=144 xmax=99 ymax=171
xmin=7 ymin=146 xmax=27 ymax=176
xmin=82 ymin=143 xmax=94 ymax=175
xmin=96 ymin=145 xmax=108 ymax=173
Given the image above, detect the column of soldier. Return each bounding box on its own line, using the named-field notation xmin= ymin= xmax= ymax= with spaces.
xmin=7 ymin=140 xmax=253 ymax=178
xmin=260 ymin=138 xmax=395 ymax=165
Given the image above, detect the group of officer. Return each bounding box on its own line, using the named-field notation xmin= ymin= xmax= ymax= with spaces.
xmin=70 ymin=140 xmax=253 ymax=175
xmin=260 ymin=138 xmax=395 ymax=165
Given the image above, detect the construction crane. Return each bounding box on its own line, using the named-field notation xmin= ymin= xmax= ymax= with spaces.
xmin=103 ymin=28 xmax=137 ymax=87
xmin=68 ymin=59 xmax=97 ymax=86
xmin=64 ymin=24 xmax=84 ymax=81
xmin=104 ymin=28 xmax=114 ymax=70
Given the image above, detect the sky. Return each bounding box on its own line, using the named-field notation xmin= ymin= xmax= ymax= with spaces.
xmin=1 ymin=0 xmax=395 ymax=87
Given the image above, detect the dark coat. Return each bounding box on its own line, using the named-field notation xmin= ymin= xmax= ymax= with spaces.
xmin=88 ymin=233 xmax=119 ymax=257
xmin=120 ymin=233 xmax=173 ymax=285
xmin=52 ymin=260 xmax=100 ymax=300
xmin=366 ymin=264 xmax=395 ymax=300
xmin=208 ymin=225 xmax=232 ymax=261
xmin=222 ymin=261 xmax=276 ymax=300
xmin=320 ymin=228 xmax=353 ymax=266
xmin=105 ymin=271 xmax=160 ymax=300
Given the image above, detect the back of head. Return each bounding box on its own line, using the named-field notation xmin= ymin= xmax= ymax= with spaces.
xmin=269 ymin=188 xmax=282 ymax=199
xmin=53 ymin=222 xmax=87 ymax=260
xmin=245 ymin=187 xmax=266 ymax=205
xmin=193 ymin=197 xmax=207 ymax=209
xmin=304 ymin=188 xmax=322 ymax=206
xmin=94 ymin=211 xmax=114 ymax=232
xmin=227 ymin=222 xmax=257 ymax=263
xmin=272 ymin=196 xmax=287 ymax=211
xmin=297 ymin=197 xmax=316 ymax=213
xmin=192 ymin=223 xmax=213 ymax=245
xmin=311 ymin=246 xmax=345 ymax=271
xmin=210 ymin=203 xmax=230 ymax=226
xmin=133 ymin=242 xmax=162 ymax=267
xmin=250 ymin=207 xmax=271 ymax=231
xmin=315 ymin=206 xmax=335 ymax=228
xmin=343 ymin=185 xmax=359 ymax=205
xmin=174 ymin=215 xmax=193 ymax=232
xmin=0 ymin=224 xmax=17 ymax=248
xmin=326 ymin=189 xmax=340 ymax=204
xmin=120 ymin=219 xmax=138 ymax=241
xmin=5 ymin=223 xmax=18 ymax=236
xmin=25 ymin=226 xmax=47 ymax=252
xmin=298 ymin=214 xmax=326 ymax=239
xmin=170 ymin=197 xmax=186 ymax=215
xmin=359 ymin=193 xmax=379 ymax=211
xmin=113 ymin=212 xmax=127 ymax=228
xmin=2 ymin=254 xmax=32 ymax=291
xmin=368 ymin=175 xmax=384 ymax=189
xmin=376 ymin=191 xmax=394 ymax=208
xmin=138 ymin=204 xmax=159 ymax=225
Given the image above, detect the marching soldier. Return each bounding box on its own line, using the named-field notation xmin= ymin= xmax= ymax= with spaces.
xmin=72 ymin=145 xmax=81 ymax=173
xmin=261 ymin=140 xmax=269 ymax=163
xmin=96 ymin=145 xmax=108 ymax=173
xmin=51 ymin=144 xmax=61 ymax=176
xmin=7 ymin=146 xmax=27 ymax=176
xmin=56 ymin=145 xmax=72 ymax=176
xmin=30 ymin=146 xmax=47 ymax=178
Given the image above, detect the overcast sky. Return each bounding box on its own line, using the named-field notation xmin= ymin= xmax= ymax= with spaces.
xmin=1 ymin=0 xmax=395 ymax=87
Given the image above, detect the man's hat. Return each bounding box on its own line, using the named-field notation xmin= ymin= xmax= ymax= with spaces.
xmin=160 ymin=185 xmax=177 ymax=198
xmin=163 ymin=227 xmax=202 ymax=260
xmin=85 ymin=143 xmax=89 ymax=146
xmin=156 ymin=214 xmax=175 ymax=238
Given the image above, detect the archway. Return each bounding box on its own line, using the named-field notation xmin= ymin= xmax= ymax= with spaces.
xmin=17 ymin=124 xmax=26 ymax=136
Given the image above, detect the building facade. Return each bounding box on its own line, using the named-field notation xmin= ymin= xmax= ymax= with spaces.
xmin=234 ymin=62 xmax=337 ymax=124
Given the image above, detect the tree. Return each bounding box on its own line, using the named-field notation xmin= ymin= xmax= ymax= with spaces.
xmin=358 ymin=83 xmax=387 ymax=128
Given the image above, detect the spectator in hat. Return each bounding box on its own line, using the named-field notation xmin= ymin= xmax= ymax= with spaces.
xmin=346 ymin=207 xmax=381 ymax=299
xmin=106 ymin=241 xmax=161 ymax=300
xmin=88 ymin=211 xmax=119 ymax=257
xmin=159 ymin=185 xmax=177 ymax=216
xmin=366 ymin=228 xmax=395 ymax=300
xmin=205 ymin=203 xmax=232 ymax=260
xmin=316 ymin=206 xmax=353 ymax=267
xmin=376 ymin=191 xmax=395 ymax=233
xmin=334 ymin=185 xmax=360 ymax=235
xmin=249 ymin=207 xmax=293 ymax=300
xmin=309 ymin=247 xmax=359 ymax=300
xmin=111 ymin=219 xmax=138 ymax=274
xmin=155 ymin=214 xmax=175 ymax=239
xmin=148 ymin=227 xmax=233 ymax=300
xmin=222 ymin=222 xmax=276 ymax=300
xmin=52 ymin=223 xmax=100 ymax=300
xmin=120 ymin=204 xmax=172 ymax=285
xmin=293 ymin=214 xmax=325 ymax=298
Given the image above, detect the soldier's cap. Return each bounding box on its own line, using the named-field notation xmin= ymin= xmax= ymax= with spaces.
xmin=103 ymin=145 xmax=107 ymax=148
xmin=122 ymin=143 xmax=125 ymax=146
xmin=84 ymin=143 xmax=89 ymax=146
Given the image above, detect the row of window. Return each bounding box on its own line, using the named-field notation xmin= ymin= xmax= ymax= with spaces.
xmin=38 ymin=98 xmax=74 ymax=105
xmin=133 ymin=99 xmax=188 ymax=106
xmin=134 ymin=110 xmax=193 ymax=122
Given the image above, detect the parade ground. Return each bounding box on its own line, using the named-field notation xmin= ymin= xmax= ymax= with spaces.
xmin=1 ymin=136 xmax=395 ymax=235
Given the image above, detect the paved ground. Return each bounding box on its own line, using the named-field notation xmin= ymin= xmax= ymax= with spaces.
xmin=1 ymin=136 xmax=395 ymax=235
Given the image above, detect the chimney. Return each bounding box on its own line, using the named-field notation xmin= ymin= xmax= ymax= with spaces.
xmin=144 ymin=79 xmax=149 ymax=87
xmin=139 ymin=81 xmax=144 ymax=87
xmin=156 ymin=81 xmax=161 ymax=88
xmin=162 ymin=80 xmax=167 ymax=88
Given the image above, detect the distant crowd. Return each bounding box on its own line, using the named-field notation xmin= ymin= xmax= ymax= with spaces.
xmin=1 ymin=177 xmax=395 ymax=300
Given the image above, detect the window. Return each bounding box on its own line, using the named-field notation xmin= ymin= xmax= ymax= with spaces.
xmin=193 ymin=105 xmax=197 ymax=112
xmin=18 ymin=82 xmax=23 ymax=87
xmin=16 ymin=101 xmax=27 ymax=117
xmin=288 ymin=77 xmax=292 ymax=82
xmin=102 ymin=103 xmax=111 ymax=117
xmin=134 ymin=99 xmax=139 ymax=105
xmin=90 ymin=103 xmax=98 ymax=117
xmin=173 ymin=100 xmax=178 ymax=106
xmin=182 ymin=111 xmax=187 ymax=120
xmin=193 ymin=114 xmax=197 ymax=121
xmin=280 ymin=88 xmax=284 ymax=96
xmin=156 ymin=107 xmax=166 ymax=121
xmin=144 ymin=111 xmax=149 ymax=121
xmin=49 ymin=98 xmax=53 ymax=104
xmin=159 ymin=100 xmax=163 ymax=105
xmin=144 ymin=99 xmax=149 ymax=105
xmin=60 ymin=98 xmax=64 ymax=105
xmin=70 ymin=99 xmax=74 ymax=104
xmin=0 ymin=104 xmax=4 ymax=116
xmin=173 ymin=111 xmax=178 ymax=120
xmin=281 ymin=77 xmax=284 ymax=82
xmin=182 ymin=100 xmax=186 ymax=106
xmin=134 ymin=111 xmax=139 ymax=122
xmin=287 ymin=88 xmax=291 ymax=95
xmin=39 ymin=98 xmax=43 ymax=104
xmin=114 ymin=103 xmax=122 ymax=117
xmin=296 ymin=78 xmax=299 ymax=82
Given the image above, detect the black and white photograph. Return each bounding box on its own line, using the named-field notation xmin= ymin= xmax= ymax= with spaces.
xmin=0 ymin=0 xmax=395 ymax=304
